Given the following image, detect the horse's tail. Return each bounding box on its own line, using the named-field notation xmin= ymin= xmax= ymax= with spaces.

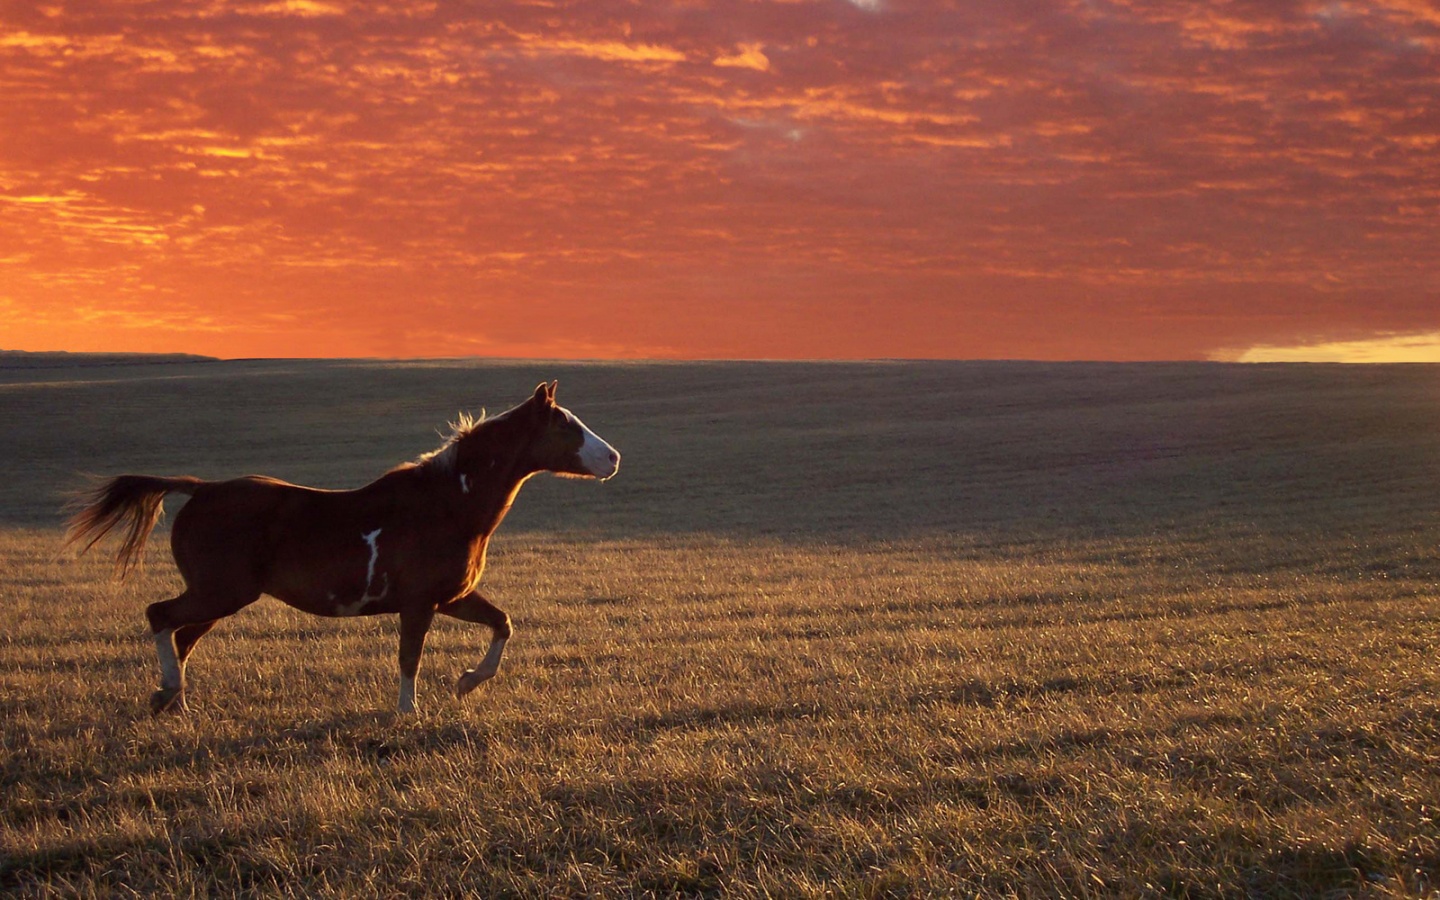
xmin=65 ymin=475 xmax=205 ymax=577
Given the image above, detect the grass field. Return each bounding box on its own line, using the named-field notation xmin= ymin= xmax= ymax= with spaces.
xmin=2 ymin=357 xmax=1439 ymax=897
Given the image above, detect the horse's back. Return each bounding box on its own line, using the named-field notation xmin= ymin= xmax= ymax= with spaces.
xmin=177 ymin=475 xmax=325 ymax=522
xmin=169 ymin=476 xmax=334 ymax=586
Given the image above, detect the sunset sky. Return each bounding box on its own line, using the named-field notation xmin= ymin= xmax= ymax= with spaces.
xmin=2 ymin=1 xmax=1438 ymax=360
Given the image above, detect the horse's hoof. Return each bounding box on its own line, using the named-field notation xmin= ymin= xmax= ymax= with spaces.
xmin=455 ymin=668 xmax=495 ymax=698
xmin=150 ymin=687 xmax=185 ymax=716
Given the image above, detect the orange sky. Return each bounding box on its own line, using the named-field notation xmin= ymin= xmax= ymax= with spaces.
xmin=2 ymin=0 xmax=1438 ymax=360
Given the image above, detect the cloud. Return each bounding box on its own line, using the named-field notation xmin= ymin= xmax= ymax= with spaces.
xmin=714 ymin=43 xmax=770 ymax=72
xmin=510 ymin=34 xmax=687 ymax=64
xmin=243 ymin=0 xmax=345 ymax=17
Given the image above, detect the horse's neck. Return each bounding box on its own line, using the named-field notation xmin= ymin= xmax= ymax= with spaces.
xmin=458 ymin=467 xmax=532 ymax=539
xmin=426 ymin=427 xmax=535 ymax=538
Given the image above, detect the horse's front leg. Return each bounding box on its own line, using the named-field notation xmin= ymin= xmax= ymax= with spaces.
xmin=396 ymin=605 xmax=436 ymax=713
xmin=436 ymin=591 xmax=512 ymax=698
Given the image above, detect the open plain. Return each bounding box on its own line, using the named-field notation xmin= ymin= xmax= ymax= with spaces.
xmin=1 ymin=357 xmax=1438 ymax=897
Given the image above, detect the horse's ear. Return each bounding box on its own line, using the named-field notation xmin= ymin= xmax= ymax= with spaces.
xmin=532 ymin=382 xmax=555 ymax=407
xmin=548 ymin=380 xmax=558 ymax=402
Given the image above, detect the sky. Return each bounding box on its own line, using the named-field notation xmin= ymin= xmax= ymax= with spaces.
xmin=1 ymin=0 xmax=1438 ymax=361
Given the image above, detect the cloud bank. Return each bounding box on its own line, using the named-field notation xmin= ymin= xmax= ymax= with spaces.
xmin=1 ymin=1 xmax=1437 ymax=359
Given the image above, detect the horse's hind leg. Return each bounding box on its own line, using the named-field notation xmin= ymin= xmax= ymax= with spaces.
xmin=175 ymin=620 xmax=217 ymax=671
xmin=154 ymin=621 xmax=217 ymax=713
xmin=175 ymin=620 xmax=216 ymax=660
xmin=148 ymin=623 xmax=186 ymax=715
xmin=146 ymin=591 xmax=254 ymax=716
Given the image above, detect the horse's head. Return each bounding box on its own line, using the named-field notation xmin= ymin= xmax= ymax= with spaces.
xmin=519 ymin=381 xmax=620 ymax=481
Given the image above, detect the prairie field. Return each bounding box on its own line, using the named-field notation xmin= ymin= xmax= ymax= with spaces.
xmin=2 ymin=357 xmax=1439 ymax=897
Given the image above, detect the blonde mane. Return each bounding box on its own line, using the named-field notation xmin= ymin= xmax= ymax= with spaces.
xmin=416 ymin=410 xmax=486 ymax=472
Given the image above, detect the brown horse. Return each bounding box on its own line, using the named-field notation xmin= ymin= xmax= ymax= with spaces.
xmin=67 ymin=381 xmax=619 ymax=715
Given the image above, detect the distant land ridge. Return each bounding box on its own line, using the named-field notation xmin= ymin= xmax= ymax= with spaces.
xmin=0 ymin=350 xmax=218 ymax=369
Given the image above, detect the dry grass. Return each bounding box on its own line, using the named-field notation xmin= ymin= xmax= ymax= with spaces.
xmin=2 ymin=358 xmax=1439 ymax=896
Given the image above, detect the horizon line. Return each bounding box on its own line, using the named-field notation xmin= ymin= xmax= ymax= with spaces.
xmin=5 ymin=349 xmax=1438 ymax=366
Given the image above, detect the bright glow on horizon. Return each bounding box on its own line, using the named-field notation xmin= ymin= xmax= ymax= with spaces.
xmin=1219 ymin=331 xmax=1440 ymax=364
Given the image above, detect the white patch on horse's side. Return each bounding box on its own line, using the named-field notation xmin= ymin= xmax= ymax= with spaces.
xmin=397 ymin=675 xmax=416 ymax=713
xmin=362 ymin=529 xmax=382 ymax=589
xmin=561 ymin=406 xmax=620 ymax=479
xmin=334 ymin=597 xmax=368 ymax=616
xmin=460 ymin=473 xmax=470 ymax=494
xmin=155 ymin=628 xmax=181 ymax=690
xmin=336 ymin=529 xmax=389 ymax=616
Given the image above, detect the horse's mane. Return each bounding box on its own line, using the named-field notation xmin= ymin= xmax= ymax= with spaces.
xmin=415 ymin=410 xmax=488 ymax=473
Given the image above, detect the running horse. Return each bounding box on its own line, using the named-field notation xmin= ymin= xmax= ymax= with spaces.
xmin=66 ymin=382 xmax=619 ymax=715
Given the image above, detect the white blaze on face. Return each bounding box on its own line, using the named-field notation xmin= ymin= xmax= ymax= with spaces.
xmin=560 ymin=406 xmax=620 ymax=479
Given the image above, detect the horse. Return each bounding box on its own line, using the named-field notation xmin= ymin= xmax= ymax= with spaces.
xmin=66 ymin=381 xmax=619 ymax=716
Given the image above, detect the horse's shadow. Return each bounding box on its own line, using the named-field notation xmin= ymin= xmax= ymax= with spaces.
xmin=117 ymin=707 xmax=493 ymax=781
